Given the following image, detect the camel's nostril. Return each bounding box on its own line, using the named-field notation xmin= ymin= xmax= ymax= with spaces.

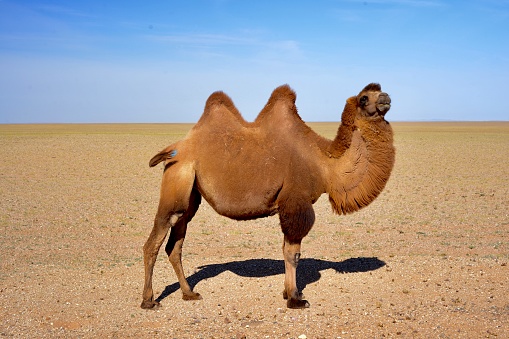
xmin=378 ymin=93 xmax=391 ymax=105
xmin=376 ymin=93 xmax=391 ymax=115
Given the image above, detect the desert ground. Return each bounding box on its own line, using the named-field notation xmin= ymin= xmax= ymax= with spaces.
xmin=0 ymin=122 xmax=508 ymax=338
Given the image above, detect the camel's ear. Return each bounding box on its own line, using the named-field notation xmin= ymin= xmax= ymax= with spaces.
xmin=149 ymin=149 xmax=178 ymax=167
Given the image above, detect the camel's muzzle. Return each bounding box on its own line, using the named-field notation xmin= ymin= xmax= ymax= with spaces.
xmin=376 ymin=92 xmax=391 ymax=115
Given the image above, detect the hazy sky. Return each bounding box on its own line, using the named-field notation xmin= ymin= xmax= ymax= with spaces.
xmin=1 ymin=0 xmax=508 ymax=123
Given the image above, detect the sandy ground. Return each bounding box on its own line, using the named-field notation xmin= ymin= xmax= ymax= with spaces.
xmin=0 ymin=122 xmax=508 ymax=338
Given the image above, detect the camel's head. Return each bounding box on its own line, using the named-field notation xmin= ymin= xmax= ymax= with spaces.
xmin=355 ymin=83 xmax=391 ymax=119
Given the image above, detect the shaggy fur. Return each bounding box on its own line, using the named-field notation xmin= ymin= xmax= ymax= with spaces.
xmin=141 ymin=83 xmax=395 ymax=309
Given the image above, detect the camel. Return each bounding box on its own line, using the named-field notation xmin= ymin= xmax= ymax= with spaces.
xmin=141 ymin=83 xmax=395 ymax=309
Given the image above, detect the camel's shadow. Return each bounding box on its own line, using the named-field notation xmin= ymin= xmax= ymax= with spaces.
xmin=156 ymin=257 xmax=385 ymax=303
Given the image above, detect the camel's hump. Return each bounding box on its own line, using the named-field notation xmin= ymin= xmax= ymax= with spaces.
xmin=254 ymin=84 xmax=299 ymax=124
xmin=198 ymin=90 xmax=246 ymax=126
xmin=205 ymin=91 xmax=237 ymax=112
xmin=268 ymin=84 xmax=296 ymax=104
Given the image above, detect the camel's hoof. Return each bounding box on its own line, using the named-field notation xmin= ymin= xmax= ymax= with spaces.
xmin=140 ymin=300 xmax=161 ymax=309
xmin=283 ymin=290 xmax=305 ymax=300
xmin=182 ymin=292 xmax=202 ymax=301
xmin=287 ymin=298 xmax=310 ymax=309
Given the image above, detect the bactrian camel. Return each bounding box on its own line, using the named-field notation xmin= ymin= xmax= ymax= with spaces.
xmin=141 ymin=83 xmax=395 ymax=309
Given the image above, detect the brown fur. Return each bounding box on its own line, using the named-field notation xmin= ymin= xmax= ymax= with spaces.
xmin=141 ymin=83 xmax=395 ymax=309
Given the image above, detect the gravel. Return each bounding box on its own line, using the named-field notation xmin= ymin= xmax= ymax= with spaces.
xmin=1 ymin=122 xmax=508 ymax=338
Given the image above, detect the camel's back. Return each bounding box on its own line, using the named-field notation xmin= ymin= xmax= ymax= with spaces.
xmin=187 ymin=85 xmax=309 ymax=164
xmin=188 ymin=85 xmax=312 ymax=174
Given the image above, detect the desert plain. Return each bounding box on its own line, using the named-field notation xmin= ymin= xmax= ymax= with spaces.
xmin=0 ymin=121 xmax=508 ymax=338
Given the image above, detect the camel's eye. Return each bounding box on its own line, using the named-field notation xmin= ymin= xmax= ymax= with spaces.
xmin=360 ymin=96 xmax=368 ymax=107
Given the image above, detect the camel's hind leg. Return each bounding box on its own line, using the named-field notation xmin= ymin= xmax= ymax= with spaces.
xmin=141 ymin=162 xmax=198 ymax=309
xmin=165 ymin=187 xmax=201 ymax=301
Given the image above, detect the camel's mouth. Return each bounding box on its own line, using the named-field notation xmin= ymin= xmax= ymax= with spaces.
xmin=376 ymin=93 xmax=391 ymax=116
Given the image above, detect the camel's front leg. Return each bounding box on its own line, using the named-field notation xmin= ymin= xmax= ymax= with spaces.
xmin=282 ymin=236 xmax=310 ymax=309
xmin=279 ymin=199 xmax=314 ymax=308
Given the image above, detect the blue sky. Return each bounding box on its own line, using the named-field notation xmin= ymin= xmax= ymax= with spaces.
xmin=1 ymin=0 xmax=508 ymax=123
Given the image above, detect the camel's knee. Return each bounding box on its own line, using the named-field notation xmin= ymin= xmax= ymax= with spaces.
xmin=283 ymin=238 xmax=302 ymax=265
xmin=293 ymin=252 xmax=301 ymax=265
xmin=285 ymin=252 xmax=301 ymax=267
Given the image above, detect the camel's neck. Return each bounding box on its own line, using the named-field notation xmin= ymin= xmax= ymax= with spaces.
xmin=327 ymin=97 xmax=358 ymax=158
xmin=323 ymin=99 xmax=395 ymax=215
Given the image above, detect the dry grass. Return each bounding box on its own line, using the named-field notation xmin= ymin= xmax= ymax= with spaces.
xmin=1 ymin=122 xmax=508 ymax=338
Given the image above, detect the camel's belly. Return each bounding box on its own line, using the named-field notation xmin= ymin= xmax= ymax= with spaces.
xmin=202 ymin=192 xmax=279 ymax=221
xmin=195 ymin=164 xmax=282 ymax=220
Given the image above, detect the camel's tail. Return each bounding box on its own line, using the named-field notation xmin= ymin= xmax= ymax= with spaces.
xmin=149 ymin=145 xmax=179 ymax=167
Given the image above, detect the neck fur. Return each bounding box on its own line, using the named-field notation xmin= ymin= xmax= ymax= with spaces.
xmin=325 ymin=97 xmax=395 ymax=215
